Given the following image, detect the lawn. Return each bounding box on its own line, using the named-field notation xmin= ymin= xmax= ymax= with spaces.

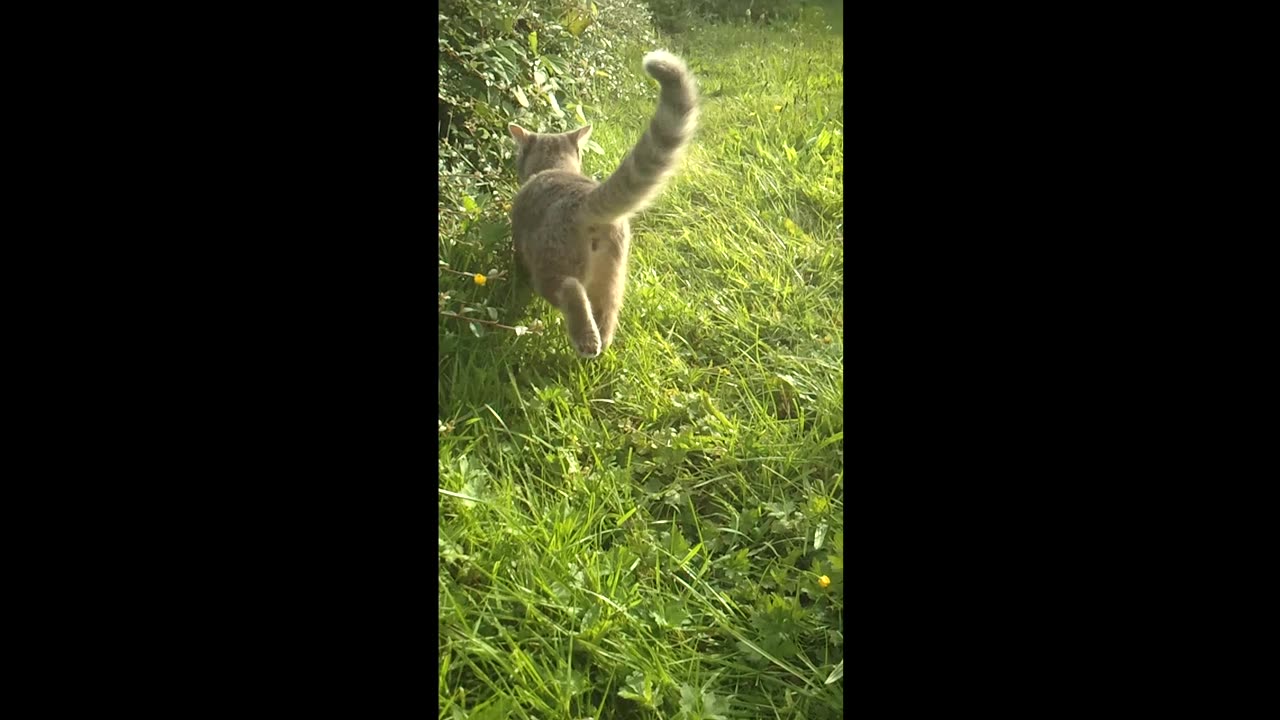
xmin=439 ymin=9 xmax=843 ymax=718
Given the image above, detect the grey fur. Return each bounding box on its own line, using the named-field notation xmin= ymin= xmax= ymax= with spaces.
xmin=508 ymin=50 xmax=698 ymax=358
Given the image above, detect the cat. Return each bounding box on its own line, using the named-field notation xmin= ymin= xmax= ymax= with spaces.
xmin=508 ymin=50 xmax=699 ymax=358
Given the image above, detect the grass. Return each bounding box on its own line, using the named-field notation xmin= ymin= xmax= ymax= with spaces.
xmin=438 ymin=9 xmax=843 ymax=719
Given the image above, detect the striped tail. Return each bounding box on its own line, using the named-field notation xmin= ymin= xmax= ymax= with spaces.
xmin=579 ymin=50 xmax=699 ymax=223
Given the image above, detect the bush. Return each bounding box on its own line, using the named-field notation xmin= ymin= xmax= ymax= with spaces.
xmin=438 ymin=0 xmax=657 ymax=187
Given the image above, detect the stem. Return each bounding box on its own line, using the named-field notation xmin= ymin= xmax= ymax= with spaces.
xmin=439 ymin=265 xmax=507 ymax=281
xmin=439 ymin=310 xmax=525 ymax=332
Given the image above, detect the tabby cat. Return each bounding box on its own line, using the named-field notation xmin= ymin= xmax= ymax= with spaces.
xmin=508 ymin=50 xmax=698 ymax=358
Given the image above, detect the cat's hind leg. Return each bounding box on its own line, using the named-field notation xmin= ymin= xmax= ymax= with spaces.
xmin=585 ymin=246 xmax=626 ymax=352
xmin=588 ymin=281 xmax=623 ymax=352
xmin=539 ymin=274 xmax=601 ymax=358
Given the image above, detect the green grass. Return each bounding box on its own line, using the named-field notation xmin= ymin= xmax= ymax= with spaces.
xmin=439 ymin=10 xmax=843 ymax=719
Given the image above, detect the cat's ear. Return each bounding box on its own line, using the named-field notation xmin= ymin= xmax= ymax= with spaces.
xmin=571 ymin=124 xmax=593 ymax=148
xmin=508 ymin=123 xmax=530 ymax=143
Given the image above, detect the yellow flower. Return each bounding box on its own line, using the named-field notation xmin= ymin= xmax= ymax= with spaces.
xmin=818 ymin=575 xmax=831 ymax=588
xmin=474 ymin=274 xmax=487 ymax=286
xmin=773 ymin=104 xmax=783 ymax=112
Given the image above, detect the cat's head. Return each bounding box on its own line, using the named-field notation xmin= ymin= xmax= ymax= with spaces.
xmin=508 ymin=124 xmax=592 ymax=183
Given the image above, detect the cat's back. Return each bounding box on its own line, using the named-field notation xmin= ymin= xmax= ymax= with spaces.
xmin=512 ymin=170 xmax=598 ymax=225
xmin=512 ymin=171 xmax=601 ymax=267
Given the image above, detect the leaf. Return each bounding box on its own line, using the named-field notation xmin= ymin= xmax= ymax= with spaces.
xmin=650 ymin=600 xmax=688 ymax=629
xmin=678 ymin=685 xmax=699 ymax=714
xmin=585 ymin=140 xmax=604 ymax=155
xmin=776 ymin=372 xmax=801 ymax=389
xmin=701 ymin=690 xmax=730 ymax=719
xmin=513 ymin=86 xmax=529 ymax=108
xmin=664 ymin=528 xmax=690 ymax=561
xmin=487 ymin=307 xmax=499 ymax=321
xmin=814 ymin=521 xmax=828 ymax=550
xmin=809 ymin=494 xmax=830 ymax=514
xmin=617 ymin=671 xmax=656 ymax=708
xmin=469 ymin=322 xmax=482 ymax=337
xmin=540 ymin=54 xmax=566 ymax=76
xmin=574 ymin=103 xmax=588 ymax=125
xmin=825 ymin=659 xmax=844 ymax=685
xmin=547 ymin=90 xmax=564 ymax=117
xmin=765 ymin=499 xmax=796 ymax=520
xmin=816 ymin=128 xmax=832 ymax=152
xmin=565 ymin=7 xmax=594 ymax=36
xmin=461 ymin=195 xmax=479 ymax=214
xmin=459 ymin=475 xmax=483 ymax=509
xmin=534 ymin=69 xmax=547 ymax=87
xmin=528 ymin=30 xmax=538 ymax=56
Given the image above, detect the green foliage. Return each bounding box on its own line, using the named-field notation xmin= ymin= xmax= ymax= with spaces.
xmin=617 ymin=670 xmax=660 ymax=708
xmin=677 ymin=681 xmax=732 ymax=719
xmin=438 ymin=0 xmax=657 ymax=183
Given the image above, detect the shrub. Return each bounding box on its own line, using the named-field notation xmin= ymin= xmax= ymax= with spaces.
xmin=438 ymin=0 xmax=657 ymax=187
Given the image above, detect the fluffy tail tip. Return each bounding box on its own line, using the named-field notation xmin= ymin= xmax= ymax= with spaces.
xmin=642 ymin=50 xmax=688 ymax=84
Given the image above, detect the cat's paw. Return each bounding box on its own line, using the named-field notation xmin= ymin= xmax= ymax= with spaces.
xmin=572 ymin=331 xmax=601 ymax=359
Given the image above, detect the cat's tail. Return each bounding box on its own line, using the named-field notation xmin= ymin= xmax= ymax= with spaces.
xmin=578 ymin=50 xmax=698 ymax=223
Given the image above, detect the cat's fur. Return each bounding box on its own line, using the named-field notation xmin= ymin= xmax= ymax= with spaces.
xmin=508 ymin=50 xmax=698 ymax=358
